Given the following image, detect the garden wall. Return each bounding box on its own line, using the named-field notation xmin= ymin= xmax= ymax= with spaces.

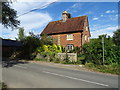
xmin=57 ymin=53 xmax=77 ymax=62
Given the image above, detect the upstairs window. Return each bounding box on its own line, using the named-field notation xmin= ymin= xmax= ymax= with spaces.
xmin=86 ymin=26 xmax=88 ymax=31
xmin=85 ymin=35 xmax=87 ymax=41
xmin=67 ymin=34 xmax=73 ymax=40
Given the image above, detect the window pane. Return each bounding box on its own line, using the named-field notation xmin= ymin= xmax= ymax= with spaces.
xmin=67 ymin=34 xmax=73 ymax=40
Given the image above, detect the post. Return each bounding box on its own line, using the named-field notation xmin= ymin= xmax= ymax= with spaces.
xmin=102 ymin=37 xmax=104 ymax=65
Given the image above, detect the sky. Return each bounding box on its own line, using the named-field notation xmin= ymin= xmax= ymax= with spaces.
xmin=1 ymin=0 xmax=118 ymax=40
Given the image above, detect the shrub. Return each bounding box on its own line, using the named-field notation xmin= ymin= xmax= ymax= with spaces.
xmin=54 ymin=58 xmax=60 ymax=63
xmin=82 ymin=34 xmax=120 ymax=65
xmin=63 ymin=53 xmax=70 ymax=63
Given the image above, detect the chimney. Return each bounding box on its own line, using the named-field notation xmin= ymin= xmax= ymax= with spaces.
xmin=62 ymin=11 xmax=68 ymax=22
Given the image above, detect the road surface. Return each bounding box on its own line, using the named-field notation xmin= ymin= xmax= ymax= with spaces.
xmin=2 ymin=61 xmax=118 ymax=88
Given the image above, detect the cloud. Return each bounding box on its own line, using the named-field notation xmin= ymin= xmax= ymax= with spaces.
xmin=2 ymin=1 xmax=53 ymax=40
xmin=1 ymin=26 xmax=19 ymax=40
xmin=105 ymin=10 xmax=117 ymax=14
xmin=66 ymin=3 xmax=82 ymax=14
xmin=11 ymin=1 xmax=57 ymax=15
xmin=100 ymin=14 xmax=104 ymax=17
xmin=71 ymin=3 xmax=82 ymax=8
xmin=1 ymin=12 xmax=52 ymax=40
xmin=19 ymin=12 xmax=52 ymax=30
xmin=91 ymin=26 xmax=118 ymax=38
xmin=93 ymin=17 xmax=99 ymax=20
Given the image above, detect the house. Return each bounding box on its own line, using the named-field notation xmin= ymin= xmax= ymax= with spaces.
xmin=41 ymin=11 xmax=90 ymax=50
xmin=1 ymin=39 xmax=22 ymax=57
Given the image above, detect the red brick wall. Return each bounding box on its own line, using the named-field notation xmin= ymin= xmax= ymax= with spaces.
xmin=52 ymin=32 xmax=82 ymax=47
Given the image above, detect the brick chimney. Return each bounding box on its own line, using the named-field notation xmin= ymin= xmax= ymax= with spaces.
xmin=62 ymin=11 xmax=68 ymax=22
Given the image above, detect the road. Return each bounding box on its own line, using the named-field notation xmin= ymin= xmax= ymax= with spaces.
xmin=2 ymin=61 xmax=118 ymax=88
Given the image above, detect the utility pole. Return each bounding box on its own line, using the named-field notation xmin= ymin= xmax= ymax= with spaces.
xmin=102 ymin=37 xmax=104 ymax=65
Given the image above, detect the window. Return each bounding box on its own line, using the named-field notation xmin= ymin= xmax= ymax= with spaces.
xmin=66 ymin=44 xmax=74 ymax=50
xmin=85 ymin=35 xmax=87 ymax=41
xmin=67 ymin=34 xmax=73 ymax=40
xmin=86 ymin=26 xmax=88 ymax=31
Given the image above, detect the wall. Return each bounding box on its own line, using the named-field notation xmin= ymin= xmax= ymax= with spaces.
xmin=57 ymin=53 xmax=77 ymax=62
xmin=52 ymin=32 xmax=82 ymax=47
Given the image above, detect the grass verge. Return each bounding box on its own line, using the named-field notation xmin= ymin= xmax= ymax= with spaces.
xmin=85 ymin=63 xmax=120 ymax=75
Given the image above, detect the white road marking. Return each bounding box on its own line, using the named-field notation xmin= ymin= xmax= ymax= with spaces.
xmin=14 ymin=65 xmax=27 ymax=69
xmin=42 ymin=71 xmax=109 ymax=87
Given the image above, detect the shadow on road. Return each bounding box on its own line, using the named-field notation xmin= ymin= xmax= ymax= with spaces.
xmin=2 ymin=57 xmax=29 ymax=68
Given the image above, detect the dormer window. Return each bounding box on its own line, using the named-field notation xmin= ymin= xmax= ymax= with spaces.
xmin=67 ymin=34 xmax=73 ymax=40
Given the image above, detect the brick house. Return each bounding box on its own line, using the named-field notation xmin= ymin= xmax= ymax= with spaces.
xmin=41 ymin=11 xmax=90 ymax=50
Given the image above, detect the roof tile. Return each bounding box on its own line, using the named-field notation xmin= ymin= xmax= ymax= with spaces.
xmin=41 ymin=16 xmax=87 ymax=35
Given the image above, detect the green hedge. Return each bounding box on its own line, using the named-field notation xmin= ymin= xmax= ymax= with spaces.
xmin=83 ymin=35 xmax=120 ymax=65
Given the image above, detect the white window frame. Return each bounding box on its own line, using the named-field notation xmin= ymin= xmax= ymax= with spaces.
xmin=66 ymin=44 xmax=74 ymax=50
xmin=86 ymin=26 xmax=88 ymax=31
xmin=67 ymin=34 xmax=73 ymax=40
xmin=85 ymin=35 xmax=87 ymax=41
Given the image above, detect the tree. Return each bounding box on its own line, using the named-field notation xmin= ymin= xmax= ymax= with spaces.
xmin=18 ymin=35 xmax=42 ymax=59
xmin=113 ymin=29 xmax=120 ymax=45
xmin=41 ymin=34 xmax=53 ymax=45
xmin=1 ymin=2 xmax=20 ymax=29
xmin=16 ymin=27 xmax=25 ymax=41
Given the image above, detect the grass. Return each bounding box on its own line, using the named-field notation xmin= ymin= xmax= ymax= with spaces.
xmin=85 ymin=63 xmax=120 ymax=75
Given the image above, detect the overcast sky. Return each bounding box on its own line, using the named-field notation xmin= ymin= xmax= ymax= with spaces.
xmin=1 ymin=0 xmax=118 ymax=39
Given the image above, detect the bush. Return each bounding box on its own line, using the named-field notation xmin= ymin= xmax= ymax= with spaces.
xmin=82 ymin=34 xmax=120 ymax=65
xmin=18 ymin=36 xmax=42 ymax=60
xmin=54 ymin=58 xmax=60 ymax=63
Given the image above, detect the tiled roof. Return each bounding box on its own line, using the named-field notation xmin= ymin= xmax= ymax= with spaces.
xmin=41 ymin=16 xmax=87 ymax=35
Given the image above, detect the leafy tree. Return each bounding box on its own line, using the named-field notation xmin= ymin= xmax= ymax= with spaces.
xmin=16 ymin=27 xmax=25 ymax=41
xmin=41 ymin=34 xmax=53 ymax=45
xmin=20 ymin=36 xmax=42 ymax=59
xmin=113 ymin=29 xmax=120 ymax=45
xmin=1 ymin=2 xmax=20 ymax=29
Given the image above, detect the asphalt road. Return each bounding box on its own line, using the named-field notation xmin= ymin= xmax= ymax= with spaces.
xmin=2 ymin=61 xmax=118 ymax=88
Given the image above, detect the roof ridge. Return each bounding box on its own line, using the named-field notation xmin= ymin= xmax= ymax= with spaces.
xmin=50 ymin=15 xmax=87 ymax=23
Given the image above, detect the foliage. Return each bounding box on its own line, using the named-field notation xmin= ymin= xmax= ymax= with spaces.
xmin=54 ymin=58 xmax=60 ymax=63
xmin=0 ymin=82 xmax=7 ymax=90
xmin=36 ymin=44 xmax=62 ymax=62
xmin=19 ymin=36 xmax=42 ymax=59
xmin=41 ymin=34 xmax=53 ymax=45
xmin=62 ymin=53 xmax=70 ymax=64
xmin=37 ymin=44 xmax=62 ymax=53
xmin=85 ymin=63 xmax=120 ymax=75
xmin=113 ymin=29 xmax=120 ymax=45
xmin=15 ymin=27 xmax=25 ymax=41
xmin=69 ymin=46 xmax=81 ymax=53
xmin=1 ymin=2 xmax=20 ymax=29
xmin=83 ymin=34 xmax=120 ymax=65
